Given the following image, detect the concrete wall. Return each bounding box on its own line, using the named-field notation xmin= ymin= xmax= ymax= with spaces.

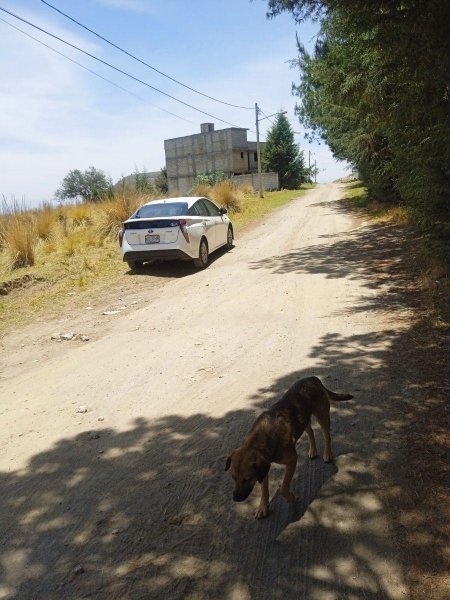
xmin=165 ymin=126 xmax=268 ymax=195
xmin=166 ymin=129 xmax=242 ymax=195
xmin=232 ymin=172 xmax=279 ymax=192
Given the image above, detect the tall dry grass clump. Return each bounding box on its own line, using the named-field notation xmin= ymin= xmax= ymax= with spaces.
xmin=191 ymin=183 xmax=212 ymax=197
xmin=210 ymin=180 xmax=243 ymax=213
xmin=95 ymin=190 xmax=151 ymax=239
xmin=65 ymin=202 xmax=93 ymax=226
xmin=239 ymin=183 xmax=254 ymax=195
xmin=0 ymin=213 xmax=36 ymax=268
xmin=33 ymin=202 xmax=57 ymax=240
xmin=0 ymin=197 xmax=37 ymax=269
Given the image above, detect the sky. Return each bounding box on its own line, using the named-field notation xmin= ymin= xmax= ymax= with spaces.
xmin=0 ymin=0 xmax=350 ymax=205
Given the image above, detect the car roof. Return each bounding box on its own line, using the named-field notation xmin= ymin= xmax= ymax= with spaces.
xmin=140 ymin=197 xmax=209 ymax=209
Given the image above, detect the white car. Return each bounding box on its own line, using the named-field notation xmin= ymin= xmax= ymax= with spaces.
xmin=119 ymin=197 xmax=234 ymax=270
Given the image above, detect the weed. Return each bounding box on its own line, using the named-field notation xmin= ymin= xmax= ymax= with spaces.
xmin=0 ymin=212 xmax=36 ymax=269
xmin=66 ymin=202 xmax=93 ymax=226
xmin=34 ymin=202 xmax=57 ymax=240
xmin=239 ymin=184 xmax=254 ymax=195
xmin=210 ymin=180 xmax=243 ymax=212
xmin=190 ymin=183 xmax=212 ymax=197
xmin=96 ymin=191 xmax=152 ymax=239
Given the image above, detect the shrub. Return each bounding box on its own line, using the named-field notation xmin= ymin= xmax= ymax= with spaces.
xmin=33 ymin=202 xmax=57 ymax=240
xmin=210 ymin=180 xmax=243 ymax=213
xmin=60 ymin=227 xmax=98 ymax=256
xmin=191 ymin=183 xmax=212 ymax=197
xmin=96 ymin=191 xmax=150 ymax=239
xmin=65 ymin=202 xmax=93 ymax=226
xmin=194 ymin=171 xmax=228 ymax=187
xmin=239 ymin=184 xmax=254 ymax=195
xmin=0 ymin=213 xmax=36 ymax=268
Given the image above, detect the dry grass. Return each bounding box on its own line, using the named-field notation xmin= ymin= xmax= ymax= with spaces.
xmin=60 ymin=227 xmax=99 ymax=257
xmin=95 ymin=191 xmax=152 ymax=240
xmin=33 ymin=202 xmax=57 ymax=240
xmin=65 ymin=202 xmax=93 ymax=226
xmin=345 ymin=181 xmax=449 ymax=325
xmin=239 ymin=183 xmax=254 ymax=195
xmin=210 ymin=180 xmax=243 ymax=212
xmin=191 ymin=183 xmax=212 ymax=197
xmin=0 ymin=212 xmax=36 ymax=269
xmin=345 ymin=183 xmax=411 ymax=226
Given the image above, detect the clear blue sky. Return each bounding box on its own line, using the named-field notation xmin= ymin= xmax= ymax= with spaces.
xmin=0 ymin=0 xmax=349 ymax=204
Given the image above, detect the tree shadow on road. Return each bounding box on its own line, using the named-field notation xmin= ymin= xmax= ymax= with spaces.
xmin=1 ymin=194 xmax=448 ymax=600
xmin=2 ymin=319 xmax=437 ymax=600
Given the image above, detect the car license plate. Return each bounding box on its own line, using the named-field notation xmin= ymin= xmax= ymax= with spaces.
xmin=145 ymin=234 xmax=160 ymax=244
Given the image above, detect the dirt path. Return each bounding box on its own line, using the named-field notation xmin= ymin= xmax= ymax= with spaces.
xmin=0 ymin=184 xmax=412 ymax=599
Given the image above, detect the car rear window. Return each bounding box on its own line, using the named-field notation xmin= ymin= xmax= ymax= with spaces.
xmin=134 ymin=202 xmax=188 ymax=218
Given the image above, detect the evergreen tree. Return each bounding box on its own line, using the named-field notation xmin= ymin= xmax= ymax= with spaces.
xmin=262 ymin=113 xmax=307 ymax=188
xmin=267 ymin=1 xmax=450 ymax=254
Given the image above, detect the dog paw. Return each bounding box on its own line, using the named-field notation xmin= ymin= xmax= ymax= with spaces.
xmin=281 ymin=490 xmax=296 ymax=504
xmin=254 ymin=505 xmax=270 ymax=519
xmin=309 ymin=452 xmax=319 ymax=460
xmin=323 ymin=456 xmax=334 ymax=463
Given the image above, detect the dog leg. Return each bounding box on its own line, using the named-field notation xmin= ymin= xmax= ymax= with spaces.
xmin=280 ymin=448 xmax=297 ymax=503
xmin=305 ymin=424 xmax=318 ymax=459
xmin=254 ymin=475 xmax=270 ymax=519
xmin=317 ymin=412 xmax=333 ymax=462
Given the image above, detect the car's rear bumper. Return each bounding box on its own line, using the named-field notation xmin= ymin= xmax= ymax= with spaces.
xmin=123 ymin=249 xmax=192 ymax=262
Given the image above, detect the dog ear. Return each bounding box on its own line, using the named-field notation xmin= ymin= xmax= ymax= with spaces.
xmin=225 ymin=455 xmax=232 ymax=471
xmin=254 ymin=460 xmax=270 ymax=483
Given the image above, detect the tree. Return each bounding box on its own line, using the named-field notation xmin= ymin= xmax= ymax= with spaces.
xmin=134 ymin=168 xmax=155 ymax=194
xmin=262 ymin=113 xmax=307 ymax=188
xmin=56 ymin=167 xmax=112 ymax=202
xmin=267 ymin=1 xmax=450 ymax=254
xmin=154 ymin=167 xmax=168 ymax=194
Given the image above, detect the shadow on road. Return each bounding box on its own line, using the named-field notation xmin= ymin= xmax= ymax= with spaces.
xmin=1 ymin=194 xmax=448 ymax=600
xmin=124 ymin=246 xmax=233 ymax=279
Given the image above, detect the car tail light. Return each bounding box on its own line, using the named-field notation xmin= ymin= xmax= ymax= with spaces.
xmin=179 ymin=219 xmax=190 ymax=243
xmin=118 ymin=229 xmax=124 ymax=246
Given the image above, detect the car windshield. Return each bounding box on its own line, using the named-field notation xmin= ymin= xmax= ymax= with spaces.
xmin=134 ymin=202 xmax=189 ymax=218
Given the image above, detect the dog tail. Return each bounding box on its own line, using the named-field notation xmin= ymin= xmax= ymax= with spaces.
xmin=324 ymin=386 xmax=354 ymax=402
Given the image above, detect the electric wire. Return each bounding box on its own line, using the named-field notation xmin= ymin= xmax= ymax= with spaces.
xmin=40 ymin=0 xmax=254 ymax=110
xmin=259 ymin=108 xmax=275 ymax=125
xmin=0 ymin=5 xmax=247 ymax=129
xmin=0 ymin=16 xmax=198 ymax=125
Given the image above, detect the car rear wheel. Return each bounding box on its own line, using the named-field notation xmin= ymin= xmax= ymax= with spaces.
xmin=226 ymin=225 xmax=234 ymax=250
xmin=193 ymin=238 xmax=209 ymax=269
xmin=127 ymin=260 xmax=144 ymax=271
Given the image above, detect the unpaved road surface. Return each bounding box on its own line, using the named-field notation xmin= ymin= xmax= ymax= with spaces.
xmin=1 ymin=184 xmax=409 ymax=599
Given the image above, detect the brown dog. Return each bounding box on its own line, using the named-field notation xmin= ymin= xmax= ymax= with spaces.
xmin=225 ymin=376 xmax=353 ymax=519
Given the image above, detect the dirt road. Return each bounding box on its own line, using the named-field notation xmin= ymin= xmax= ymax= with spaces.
xmin=0 ymin=184 xmax=409 ymax=599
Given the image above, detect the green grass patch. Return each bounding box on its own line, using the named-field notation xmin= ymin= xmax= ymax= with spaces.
xmin=230 ymin=185 xmax=314 ymax=231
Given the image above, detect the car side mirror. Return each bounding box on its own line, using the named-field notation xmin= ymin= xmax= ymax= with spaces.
xmin=219 ymin=207 xmax=228 ymax=215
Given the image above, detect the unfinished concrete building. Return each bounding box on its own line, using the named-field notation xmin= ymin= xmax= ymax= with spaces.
xmin=164 ymin=123 xmax=278 ymax=195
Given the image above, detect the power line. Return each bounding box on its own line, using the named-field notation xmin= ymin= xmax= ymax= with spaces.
xmin=259 ymin=108 xmax=275 ymax=125
xmin=0 ymin=16 xmax=198 ymax=126
xmin=40 ymin=0 xmax=253 ymax=111
xmin=0 ymin=5 xmax=248 ymax=129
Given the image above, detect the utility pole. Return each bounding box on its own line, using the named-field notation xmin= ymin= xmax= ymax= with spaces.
xmin=314 ymin=159 xmax=317 ymax=184
xmin=255 ymin=102 xmax=264 ymax=198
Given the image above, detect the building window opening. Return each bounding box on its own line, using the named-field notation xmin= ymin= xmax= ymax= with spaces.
xmin=241 ymin=152 xmax=244 ymax=159
xmin=254 ymin=152 xmax=257 ymax=161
